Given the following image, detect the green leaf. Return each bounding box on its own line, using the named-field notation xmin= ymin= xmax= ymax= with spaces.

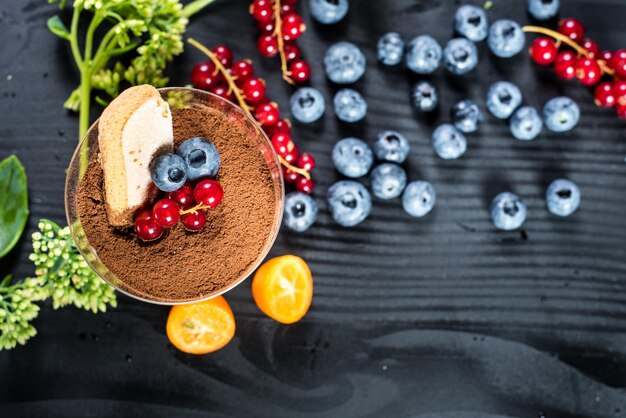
xmin=47 ymin=16 xmax=71 ymax=41
xmin=1 ymin=275 xmax=11 ymax=287
xmin=0 ymin=156 xmax=29 ymax=259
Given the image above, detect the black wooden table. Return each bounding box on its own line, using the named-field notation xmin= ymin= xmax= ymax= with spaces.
xmin=1 ymin=0 xmax=626 ymax=417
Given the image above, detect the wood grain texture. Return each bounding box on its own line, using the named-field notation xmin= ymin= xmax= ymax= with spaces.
xmin=1 ymin=0 xmax=626 ymax=417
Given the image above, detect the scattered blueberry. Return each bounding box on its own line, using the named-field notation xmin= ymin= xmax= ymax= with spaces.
xmin=486 ymin=81 xmax=523 ymax=119
xmin=411 ymin=81 xmax=439 ymax=112
xmin=377 ymin=32 xmax=405 ymax=66
xmin=370 ymin=163 xmax=407 ymax=200
xmin=528 ymin=0 xmax=560 ymax=21
xmin=284 ymin=192 xmax=318 ymax=232
xmin=289 ymin=87 xmax=325 ymax=123
xmin=333 ymin=88 xmax=367 ymax=122
xmin=373 ymin=130 xmax=410 ymax=163
xmin=309 ymin=0 xmax=349 ymax=25
xmin=405 ymin=35 xmax=442 ymax=74
xmin=327 ymin=180 xmax=372 ymax=227
xmin=324 ymin=42 xmax=366 ymax=84
xmin=546 ymin=179 xmax=580 ymax=217
xmin=543 ymin=96 xmax=580 ymax=133
xmin=454 ymin=5 xmax=489 ymax=42
xmin=509 ymin=106 xmax=543 ymax=140
xmin=444 ymin=38 xmax=479 ymax=75
xmin=490 ymin=192 xmax=527 ymax=230
xmin=432 ymin=124 xmax=467 ymax=160
xmin=175 ymin=137 xmax=220 ymax=181
xmin=402 ymin=181 xmax=436 ymax=217
xmin=149 ymin=153 xmax=187 ymax=192
xmin=488 ymin=19 xmax=526 ymax=58
xmin=450 ymin=99 xmax=481 ymax=133
xmin=332 ymin=137 xmax=374 ymax=178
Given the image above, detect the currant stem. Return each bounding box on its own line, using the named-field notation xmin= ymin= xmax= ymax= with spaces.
xmin=179 ymin=205 xmax=212 ymax=216
xmin=187 ymin=38 xmax=253 ymax=114
xmin=279 ymin=155 xmax=310 ymax=180
xmin=272 ymin=0 xmax=296 ymax=85
xmin=522 ymin=25 xmax=615 ymax=76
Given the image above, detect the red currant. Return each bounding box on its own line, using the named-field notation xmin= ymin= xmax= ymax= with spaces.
xmin=289 ymin=60 xmax=311 ymax=83
xmin=558 ymin=18 xmax=585 ymax=42
xmin=272 ymin=119 xmax=292 ymax=135
xmin=166 ymin=182 xmax=194 ymax=209
xmin=599 ymin=50 xmax=613 ymax=62
xmin=212 ymin=44 xmax=233 ymax=68
xmin=258 ymin=19 xmax=276 ymax=33
xmin=134 ymin=209 xmax=163 ymax=241
xmin=529 ymin=37 xmax=558 ymax=66
xmin=210 ymin=84 xmax=235 ymax=102
xmin=230 ymin=60 xmax=255 ymax=84
xmin=257 ymin=34 xmax=279 ymax=57
xmin=283 ymin=42 xmax=301 ymax=62
xmin=271 ymin=132 xmax=295 ymax=155
xmin=613 ymin=81 xmax=626 ymax=106
xmin=616 ymin=103 xmax=626 ymax=119
xmin=255 ymin=102 xmax=281 ymax=127
xmin=282 ymin=143 xmax=299 ymax=164
xmin=295 ymin=176 xmax=313 ymax=194
xmin=609 ymin=49 xmax=626 ymax=79
xmin=281 ymin=14 xmax=305 ymax=42
xmin=282 ymin=0 xmax=297 ymax=4
xmin=190 ymin=61 xmax=221 ymax=90
xmin=242 ymin=77 xmax=266 ymax=103
xmin=297 ymin=153 xmax=315 ymax=171
xmin=281 ymin=3 xmax=296 ymax=14
xmin=594 ymin=82 xmax=615 ymax=107
xmin=181 ymin=210 xmax=207 ymax=231
xmin=575 ymin=57 xmax=602 ymax=86
xmin=282 ymin=167 xmax=299 ymax=183
xmin=194 ymin=180 xmax=224 ymax=208
xmin=580 ymin=39 xmax=599 ymax=58
xmin=153 ymin=198 xmax=180 ymax=228
xmin=554 ymin=51 xmax=577 ymax=80
xmin=250 ymin=0 xmax=273 ymax=22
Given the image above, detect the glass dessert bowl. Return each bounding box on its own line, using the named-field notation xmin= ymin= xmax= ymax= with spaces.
xmin=65 ymin=87 xmax=284 ymax=305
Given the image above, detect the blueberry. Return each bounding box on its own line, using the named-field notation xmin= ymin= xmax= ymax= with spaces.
xmin=175 ymin=137 xmax=220 ymax=181
xmin=510 ymin=106 xmax=543 ymax=141
xmin=332 ymin=137 xmax=373 ymax=178
xmin=402 ymin=181 xmax=436 ymax=217
xmin=377 ymin=32 xmax=405 ymax=66
xmin=373 ymin=130 xmax=410 ymax=163
xmin=454 ymin=5 xmax=489 ymax=42
xmin=488 ymin=19 xmax=526 ymax=58
xmin=370 ymin=163 xmax=407 ymax=200
xmin=327 ymin=180 xmax=372 ymax=227
xmin=284 ymin=192 xmax=318 ymax=232
xmin=528 ymin=0 xmax=560 ymax=21
xmin=444 ymin=38 xmax=479 ymax=75
xmin=411 ymin=81 xmax=439 ymax=112
xmin=290 ymin=87 xmax=325 ymax=123
xmin=149 ymin=153 xmax=187 ymax=192
xmin=491 ymin=192 xmax=527 ymax=230
xmin=309 ymin=0 xmax=349 ymax=24
xmin=546 ymin=179 xmax=580 ymax=217
xmin=543 ymin=96 xmax=580 ymax=133
xmin=450 ymin=99 xmax=481 ymax=133
xmin=324 ymin=42 xmax=366 ymax=84
xmin=486 ymin=81 xmax=523 ymax=119
xmin=333 ymin=88 xmax=367 ymax=122
xmin=432 ymin=124 xmax=467 ymax=160
xmin=405 ymin=35 xmax=442 ymax=74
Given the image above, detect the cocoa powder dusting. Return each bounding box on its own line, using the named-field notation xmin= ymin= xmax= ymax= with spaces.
xmin=77 ymin=106 xmax=277 ymax=302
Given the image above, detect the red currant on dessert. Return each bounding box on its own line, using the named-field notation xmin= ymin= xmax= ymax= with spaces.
xmin=283 ymin=43 xmax=301 ymax=62
xmin=230 ymin=60 xmax=255 ymax=84
xmin=190 ymin=61 xmax=221 ymax=90
xmin=554 ymin=51 xmax=577 ymax=80
xmin=558 ymin=18 xmax=585 ymax=42
xmin=613 ymin=81 xmax=626 ymax=106
xmin=599 ymin=50 xmax=613 ymax=62
xmin=281 ymin=14 xmax=306 ymax=42
xmin=594 ymin=82 xmax=615 ymax=107
xmin=297 ymin=153 xmax=315 ymax=172
xmin=529 ymin=37 xmax=558 ymax=66
xmin=580 ymin=39 xmax=599 ymax=58
xmin=242 ymin=77 xmax=266 ymax=103
xmin=135 ymin=209 xmax=164 ymax=241
xmin=181 ymin=210 xmax=207 ymax=231
xmin=194 ymin=180 xmax=224 ymax=208
xmin=210 ymin=84 xmax=235 ymax=101
xmin=258 ymin=19 xmax=276 ymax=34
xmin=167 ymin=182 xmax=194 ymax=209
xmin=255 ymin=102 xmax=280 ymax=127
xmin=616 ymin=103 xmax=626 ymax=119
xmin=212 ymin=45 xmax=233 ymax=68
xmin=153 ymin=198 xmax=181 ymax=228
xmin=257 ymin=34 xmax=279 ymax=57
xmin=609 ymin=49 xmax=626 ymax=79
xmin=575 ymin=57 xmax=602 ymax=86
xmin=289 ymin=60 xmax=311 ymax=83
xmin=295 ymin=176 xmax=314 ymax=194
xmin=250 ymin=0 xmax=273 ymax=22
xmin=282 ymin=167 xmax=299 ymax=183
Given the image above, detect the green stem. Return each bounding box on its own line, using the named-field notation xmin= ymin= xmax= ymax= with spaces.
xmin=69 ymin=5 xmax=83 ymax=68
xmin=181 ymin=0 xmax=216 ymax=18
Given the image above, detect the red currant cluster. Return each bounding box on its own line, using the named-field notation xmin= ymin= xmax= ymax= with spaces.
xmin=188 ymin=39 xmax=316 ymax=194
xmin=249 ymin=0 xmax=310 ymax=84
xmin=134 ymin=180 xmax=224 ymax=241
xmin=526 ymin=18 xmax=626 ymax=118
